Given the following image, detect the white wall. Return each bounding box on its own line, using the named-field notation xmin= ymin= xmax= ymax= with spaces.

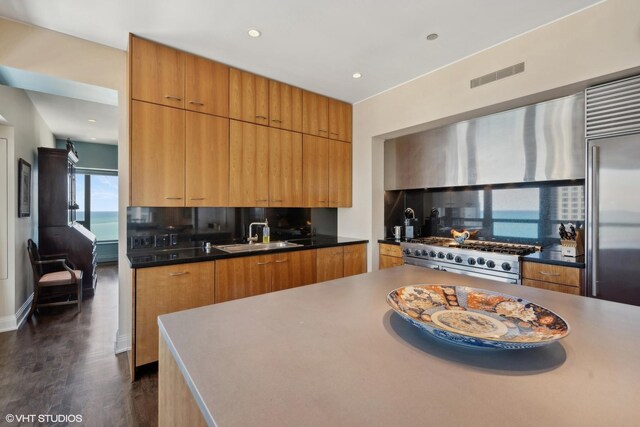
xmin=0 ymin=18 xmax=127 ymax=340
xmin=0 ymin=86 xmax=56 ymax=331
xmin=344 ymin=0 xmax=640 ymax=270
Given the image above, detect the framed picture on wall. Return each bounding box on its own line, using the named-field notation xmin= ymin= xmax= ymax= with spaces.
xmin=18 ymin=158 xmax=31 ymax=217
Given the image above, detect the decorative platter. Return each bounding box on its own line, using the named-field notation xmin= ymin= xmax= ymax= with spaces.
xmin=387 ymin=285 xmax=569 ymax=349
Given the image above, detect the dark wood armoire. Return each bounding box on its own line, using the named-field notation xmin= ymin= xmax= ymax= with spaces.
xmin=38 ymin=147 xmax=97 ymax=296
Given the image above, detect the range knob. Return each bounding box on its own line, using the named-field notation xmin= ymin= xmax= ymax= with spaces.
xmin=455 ymin=256 xmax=463 ymax=263
xmin=421 ymin=249 xmax=429 ymax=256
xmin=404 ymin=248 xmax=412 ymax=255
xmin=502 ymin=262 xmax=512 ymax=271
xmin=437 ymin=252 xmax=445 ymax=259
xmin=429 ymin=250 xmax=437 ymax=258
xmin=476 ymin=257 xmax=485 ymax=265
xmin=486 ymin=260 xmax=496 ymax=268
xmin=446 ymin=253 xmax=454 ymax=260
xmin=414 ymin=249 xmax=422 ymax=256
xmin=467 ymin=258 xmax=476 ymax=265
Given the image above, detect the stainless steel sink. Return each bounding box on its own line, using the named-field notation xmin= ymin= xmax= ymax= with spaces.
xmin=214 ymin=241 xmax=302 ymax=253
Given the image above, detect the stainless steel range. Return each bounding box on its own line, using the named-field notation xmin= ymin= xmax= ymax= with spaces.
xmin=401 ymin=237 xmax=540 ymax=284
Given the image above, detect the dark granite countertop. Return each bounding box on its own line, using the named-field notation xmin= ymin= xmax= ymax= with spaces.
xmin=377 ymin=238 xmax=406 ymax=245
xmin=127 ymin=235 xmax=369 ymax=268
xmin=523 ymin=244 xmax=585 ymax=268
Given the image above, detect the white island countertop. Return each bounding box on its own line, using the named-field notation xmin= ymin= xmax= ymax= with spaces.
xmin=158 ymin=265 xmax=640 ymax=427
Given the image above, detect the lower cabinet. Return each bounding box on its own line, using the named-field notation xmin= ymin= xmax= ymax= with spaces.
xmin=522 ymin=261 xmax=582 ymax=295
xmin=317 ymin=244 xmax=367 ymax=282
xmin=379 ymin=243 xmax=404 ymax=269
xmin=272 ymin=249 xmax=317 ymax=292
xmin=134 ymin=261 xmax=214 ymax=367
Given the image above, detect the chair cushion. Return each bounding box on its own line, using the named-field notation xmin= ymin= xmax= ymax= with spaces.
xmin=39 ymin=270 xmax=83 ymax=286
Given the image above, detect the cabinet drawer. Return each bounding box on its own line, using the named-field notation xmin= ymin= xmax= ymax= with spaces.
xmin=523 ymin=278 xmax=580 ymax=296
xmin=522 ymin=262 xmax=581 ymax=287
xmin=379 ymin=243 xmax=402 ymax=258
xmin=379 ymin=254 xmax=404 ymax=270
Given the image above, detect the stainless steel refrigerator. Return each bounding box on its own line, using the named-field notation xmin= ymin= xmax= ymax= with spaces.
xmin=586 ymin=76 xmax=640 ymax=306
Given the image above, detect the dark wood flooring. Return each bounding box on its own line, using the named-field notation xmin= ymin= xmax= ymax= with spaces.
xmin=0 ymin=265 xmax=158 ymax=426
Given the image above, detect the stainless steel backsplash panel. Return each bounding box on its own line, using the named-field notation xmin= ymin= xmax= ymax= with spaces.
xmin=384 ymin=93 xmax=585 ymax=190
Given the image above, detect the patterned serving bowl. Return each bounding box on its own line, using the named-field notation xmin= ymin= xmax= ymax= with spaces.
xmin=387 ymin=284 xmax=570 ymax=349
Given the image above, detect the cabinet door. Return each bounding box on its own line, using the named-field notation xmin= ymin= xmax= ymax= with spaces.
xmin=316 ymin=246 xmax=344 ymax=282
xmin=380 ymin=254 xmax=404 ymax=269
xmin=272 ymin=250 xmax=317 ymax=292
xmin=302 ymin=135 xmax=329 ymax=207
xmin=344 ymin=244 xmax=367 ymax=277
xmin=130 ymin=35 xmax=185 ymax=108
xmin=215 ymin=255 xmax=273 ymax=303
xmin=229 ymin=121 xmax=270 ymax=207
xmin=269 ymin=81 xmax=302 ymax=132
xmin=185 ymin=112 xmax=229 ymax=206
xmin=185 ymin=54 xmax=229 ymax=117
xmin=329 ymin=99 xmax=352 ymax=142
xmin=329 ymin=139 xmax=352 ymax=207
xmin=229 ymin=69 xmax=269 ymax=125
xmin=269 ymin=128 xmax=302 ymax=207
xmin=135 ymin=262 xmax=214 ymax=366
xmin=302 ymin=91 xmax=329 ymax=137
xmin=131 ymin=101 xmax=185 ymax=206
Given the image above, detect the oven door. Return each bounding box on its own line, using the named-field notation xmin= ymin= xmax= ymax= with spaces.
xmin=404 ymin=257 xmax=520 ymax=285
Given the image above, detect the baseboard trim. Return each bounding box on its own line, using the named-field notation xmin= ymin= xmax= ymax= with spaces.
xmin=114 ymin=330 xmax=131 ymax=354
xmin=0 ymin=293 xmax=33 ymax=333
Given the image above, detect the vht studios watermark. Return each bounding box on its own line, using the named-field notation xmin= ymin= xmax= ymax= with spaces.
xmin=5 ymin=413 xmax=83 ymax=423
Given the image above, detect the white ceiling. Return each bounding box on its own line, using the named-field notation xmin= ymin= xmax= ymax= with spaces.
xmin=0 ymin=0 xmax=601 ymax=103
xmin=25 ymin=91 xmax=118 ymax=145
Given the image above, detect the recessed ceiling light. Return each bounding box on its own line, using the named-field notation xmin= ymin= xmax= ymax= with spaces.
xmin=247 ymin=29 xmax=261 ymax=38
xmin=90 ymin=137 xmax=97 ymax=140
xmin=88 ymin=119 xmax=97 ymax=123
xmin=352 ymin=73 xmax=362 ymax=79
xmin=426 ymin=33 xmax=439 ymax=41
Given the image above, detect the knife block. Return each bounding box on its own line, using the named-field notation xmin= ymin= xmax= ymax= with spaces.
xmin=561 ymin=229 xmax=584 ymax=257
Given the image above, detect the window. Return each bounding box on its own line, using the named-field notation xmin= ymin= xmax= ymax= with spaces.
xmin=76 ymin=171 xmax=118 ymax=242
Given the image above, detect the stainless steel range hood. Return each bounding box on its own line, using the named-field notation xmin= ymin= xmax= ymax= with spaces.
xmin=384 ymin=93 xmax=585 ymax=190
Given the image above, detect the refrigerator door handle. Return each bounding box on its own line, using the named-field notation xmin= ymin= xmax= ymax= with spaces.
xmin=589 ymin=145 xmax=599 ymax=297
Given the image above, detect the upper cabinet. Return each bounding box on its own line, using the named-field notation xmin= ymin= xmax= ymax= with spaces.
xmin=229 ymin=69 xmax=269 ymax=126
xmin=130 ymin=36 xmax=185 ymax=108
xmin=329 ymin=99 xmax=352 ymax=142
xmin=269 ymin=128 xmax=303 ymax=207
xmin=302 ymin=91 xmax=329 ymax=137
xmin=269 ymin=81 xmax=302 ymax=132
xmin=329 ymin=140 xmax=352 ymax=207
xmin=229 ymin=120 xmax=270 ymax=207
xmin=185 ymin=54 xmax=229 ymax=117
xmin=302 ymin=135 xmax=329 ymax=208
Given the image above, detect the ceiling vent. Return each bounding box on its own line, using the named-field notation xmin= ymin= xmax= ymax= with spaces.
xmin=470 ymin=62 xmax=525 ymax=89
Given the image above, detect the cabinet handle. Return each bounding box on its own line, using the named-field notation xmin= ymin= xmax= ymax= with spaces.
xmin=275 ymin=259 xmax=288 ymax=263
xmin=256 ymin=199 xmax=268 ymax=202
xmin=165 ymin=197 xmax=183 ymax=200
xmin=319 ymin=129 xmax=328 ymax=133
xmin=257 ymin=261 xmax=272 ymax=265
xmin=318 ymin=200 xmax=327 ymax=202
xmin=271 ymin=199 xmax=284 ymax=202
xmin=271 ymin=119 xmax=282 ymax=123
xmin=190 ymin=197 xmax=205 ymax=200
xmin=169 ymin=272 xmax=189 ymax=276
xmin=539 ymin=271 xmax=561 ymax=277
xmin=330 ymin=132 xmax=339 ymax=136
xmin=189 ymin=100 xmax=204 ymax=105
xmin=256 ymin=115 xmax=267 ymax=120
xmin=165 ymin=95 xmax=182 ymax=101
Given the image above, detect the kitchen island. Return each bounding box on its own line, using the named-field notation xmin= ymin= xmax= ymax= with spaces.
xmin=158 ymin=265 xmax=640 ymax=426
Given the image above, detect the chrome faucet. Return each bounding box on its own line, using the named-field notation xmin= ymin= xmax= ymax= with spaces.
xmin=248 ymin=219 xmax=268 ymax=243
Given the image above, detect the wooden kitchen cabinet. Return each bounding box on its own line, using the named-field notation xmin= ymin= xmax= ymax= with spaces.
xmin=522 ymin=261 xmax=582 ymax=295
xmin=130 ymin=35 xmax=185 ymax=108
xmin=316 ymin=246 xmax=344 ymax=282
xmin=379 ymin=243 xmax=404 ymax=269
xmin=131 ymin=100 xmax=185 ymax=206
xmin=328 ymin=99 xmax=352 ymax=142
xmin=269 ymin=80 xmax=302 ymax=132
xmin=229 ymin=68 xmax=269 ymax=126
xmin=215 ymin=255 xmax=274 ymax=303
xmin=135 ymin=261 xmax=214 ymax=366
xmin=302 ymin=135 xmax=329 ymax=207
xmin=185 ymin=54 xmax=229 ymax=117
xmin=229 ymin=120 xmax=270 ymax=207
xmin=269 ymin=128 xmax=303 ymax=207
xmin=185 ymin=112 xmax=229 ymax=206
xmin=302 ymin=90 xmax=329 ymax=137
xmin=329 ymin=139 xmax=352 ymax=207
xmin=343 ymin=244 xmax=367 ymax=277
xmin=272 ymin=250 xmax=317 ymax=292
